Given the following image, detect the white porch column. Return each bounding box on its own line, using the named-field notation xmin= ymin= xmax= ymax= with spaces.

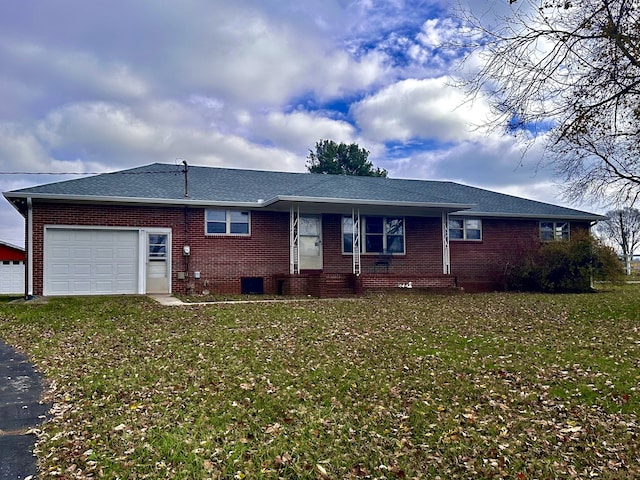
xmin=290 ymin=206 xmax=300 ymax=274
xmin=352 ymin=208 xmax=361 ymax=275
xmin=442 ymin=211 xmax=451 ymax=275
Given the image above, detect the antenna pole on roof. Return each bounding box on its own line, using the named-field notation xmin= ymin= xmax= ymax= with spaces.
xmin=182 ymin=160 xmax=189 ymax=198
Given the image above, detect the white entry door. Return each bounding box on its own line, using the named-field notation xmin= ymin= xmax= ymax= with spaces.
xmin=146 ymin=233 xmax=170 ymax=293
xmin=299 ymin=215 xmax=323 ymax=270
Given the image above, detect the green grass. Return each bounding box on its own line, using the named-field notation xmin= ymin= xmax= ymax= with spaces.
xmin=0 ymin=287 xmax=639 ymax=479
xmin=0 ymin=295 xmax=23 ymax=303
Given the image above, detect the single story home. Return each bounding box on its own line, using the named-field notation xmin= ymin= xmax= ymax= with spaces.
xmin=0 ymin=240 xmax=25 ymax=295
xmin=3 ymin=163 xmax=603 ymax=297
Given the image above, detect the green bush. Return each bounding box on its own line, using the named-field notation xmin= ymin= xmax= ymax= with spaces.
xmin=507 ymin=230 xmax=624 ymax=292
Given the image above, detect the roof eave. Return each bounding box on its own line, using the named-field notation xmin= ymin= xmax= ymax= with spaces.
xmin=2 ymin=192 xmax=264 ymax=208
xmin=449 ymin=211 xmax=605 ymax=221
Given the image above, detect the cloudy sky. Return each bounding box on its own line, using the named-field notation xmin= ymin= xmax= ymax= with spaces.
xmin=0 ymin=0 xmax=596 ymax=248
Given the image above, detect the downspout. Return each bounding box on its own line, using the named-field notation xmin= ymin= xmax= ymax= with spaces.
xmin=184 ymin=205 xmax=190 ymax=277
xmin=26 ymin=197 xmax=34 ymax=299
xmin=589 ymin=220 xmax=598 ymax=290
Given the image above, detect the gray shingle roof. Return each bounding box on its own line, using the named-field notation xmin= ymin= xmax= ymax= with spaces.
xmin=3 ymin=163 xmax=603 ymax=220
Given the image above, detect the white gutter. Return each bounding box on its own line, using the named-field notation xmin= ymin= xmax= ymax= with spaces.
xmin=448 ymin=211 xmax=605 ymax=221
xmin=3 ymin=192 xmax=263 ymax=208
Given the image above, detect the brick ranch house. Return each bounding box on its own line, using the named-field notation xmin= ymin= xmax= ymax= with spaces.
xmin=3 ymin=163 xmax=603 ymax=297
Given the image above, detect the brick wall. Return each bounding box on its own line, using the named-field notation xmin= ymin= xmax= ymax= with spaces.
xmin=30 ymin=200 xmax=589 ymax=295
xmin=30 ymin=202 xmax=290 ymax=295
xmin=449 ymin=219 xmax=591 ymax=291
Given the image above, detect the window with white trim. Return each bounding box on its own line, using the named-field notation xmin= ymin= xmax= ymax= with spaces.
xmin=449 ymin=218 xmax=482 ymax=241
xmin=205 ymin=210 xmax=250 ymax=235
xmin=540 ymin=221 xmax=569 ymax=241
xmin=342 ymin=216 xmax=405 ymax=254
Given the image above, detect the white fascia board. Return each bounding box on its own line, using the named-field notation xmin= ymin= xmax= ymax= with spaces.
xmin=0 ymin=240 xmax=24 ymax=252
xmin=449 ymin=211 xmax=606 ymax=221
xmin=261 ymin=195 xmax=475 ymax=211
xmin=2 ymin=192 xmax=263 ymax=208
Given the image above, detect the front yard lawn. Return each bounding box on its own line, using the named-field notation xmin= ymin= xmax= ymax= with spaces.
xmin=0 ymin=287 xmax=638 ymax=479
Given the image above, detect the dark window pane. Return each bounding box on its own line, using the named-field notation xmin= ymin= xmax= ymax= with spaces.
xmin=449 ymin=228 xmax=463 ymax=239
xmin=148 ymin=234 xmax=166 ymax=245
xmin=343 ymin=234 xmax=353 ymax=253
xmin=387 ymin=235 xmax=404 ymax=253
xmin=466 ymin=229 xmax=481 ymax=240
xmin=207 ymin=222 xmax=226 ymax=234
xmin=366 ymin=235 xmax=384 ymax=252
xmin=230 ymin=223 xmax=249 ymax=234
xmin=365 ymin=217 xmax=383 ymax=234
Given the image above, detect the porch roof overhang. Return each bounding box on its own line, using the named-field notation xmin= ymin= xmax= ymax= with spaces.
xmin=259 ymin=195 xmax=475 ymax=216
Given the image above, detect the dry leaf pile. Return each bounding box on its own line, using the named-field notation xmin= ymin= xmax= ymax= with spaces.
xmin=0 ymin=287 xmax=638 ymax=479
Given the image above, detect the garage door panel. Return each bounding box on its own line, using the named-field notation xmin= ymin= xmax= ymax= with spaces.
xmin=74 ymin=248 xmax=92 ymax=260
xmin=50 ymin=264 xmax=70 ymax=275
xmin=45 ymin=229 xmax=139 ymax=295
xmin=96 ymin=249 xmax=114 ymax=259
xmin=117 ymin=264 xmax=135 ymax=275
xmin=71 ymin=264 xmax=91 ymax=276
xmin=95 ymin=264 xmax=114 ymax=275
xmin=51 ymin=246 xmax=71 ymax=259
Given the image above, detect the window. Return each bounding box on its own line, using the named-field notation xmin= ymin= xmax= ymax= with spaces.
xmin=540 ymin=221 xmax=569 ymax=241
xmin=206 ymin=210 xmax=250 ymax=235
xmin=449 ymin=218 xmax=482 ymax=241
xmin=148 ymin=234 xmax=168 ymax=261
xmin=342 ymin=216 xmax=405 ymax=254
xmin=342 ymin=216 xmax=354 ymax=253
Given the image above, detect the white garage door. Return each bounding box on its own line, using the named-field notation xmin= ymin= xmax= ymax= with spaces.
xmin=45 ymin=229 xmax=139 ymax=295
xmin=0 ymin=261 xmax=24 ymax=294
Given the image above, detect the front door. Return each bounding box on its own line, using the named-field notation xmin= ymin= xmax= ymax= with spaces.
xmin=299 ymin=215 xmax=323 ymax=270
xmin=146 ymin=233 xmax=169 ymax=293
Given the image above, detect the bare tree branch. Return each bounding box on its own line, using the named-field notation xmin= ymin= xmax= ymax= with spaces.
xmin=453 ymin=0 xmax=640 ymax=203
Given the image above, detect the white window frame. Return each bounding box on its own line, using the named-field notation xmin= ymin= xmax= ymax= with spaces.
xmin=540 ymin=221 xmax=570 ymax=241
xmin=342 ymin=215 xmax=405 ymax=255
xmin=449 ymin=217 xmax=482 ymax=241
xmin=205 ymin=209 xmax=251 ymax=236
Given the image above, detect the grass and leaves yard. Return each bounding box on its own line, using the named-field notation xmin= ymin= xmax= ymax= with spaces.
xmin=0 ymin=287 xmax=639 ymax=479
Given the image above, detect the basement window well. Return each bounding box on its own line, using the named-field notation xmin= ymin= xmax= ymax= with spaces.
xmin=241 ymin=277 xmax=264 ymax=295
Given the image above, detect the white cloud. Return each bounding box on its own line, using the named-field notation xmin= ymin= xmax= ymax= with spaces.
xmin=34 ymin=102 xmax=304 ymax=172
xmin=0 ymin=124 xmax=52 ymax=171
xmin=353 ymin=77 xmax=491 ymax=143
xmin=256 ymin=111 xmax=357 ymax=152
xmin=0 ymin=0 xmax=601 ymax=248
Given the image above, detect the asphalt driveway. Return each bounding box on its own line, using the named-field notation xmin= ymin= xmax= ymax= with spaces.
xmin=0 ymin=339 xmax=50 ymax=479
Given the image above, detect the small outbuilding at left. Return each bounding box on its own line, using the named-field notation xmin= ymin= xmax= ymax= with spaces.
xmin=0 ymin=241 xmax=25 ymax=295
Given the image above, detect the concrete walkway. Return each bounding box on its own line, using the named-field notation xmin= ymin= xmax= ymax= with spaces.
xmin=148 ymin=294 xmax=342 ymax=306
xmin=0 ymin=340 xmax=51 ymax=480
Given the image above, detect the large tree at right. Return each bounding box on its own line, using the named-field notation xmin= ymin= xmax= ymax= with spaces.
xmin=456 ymin=0 xmax=640 ymax=203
